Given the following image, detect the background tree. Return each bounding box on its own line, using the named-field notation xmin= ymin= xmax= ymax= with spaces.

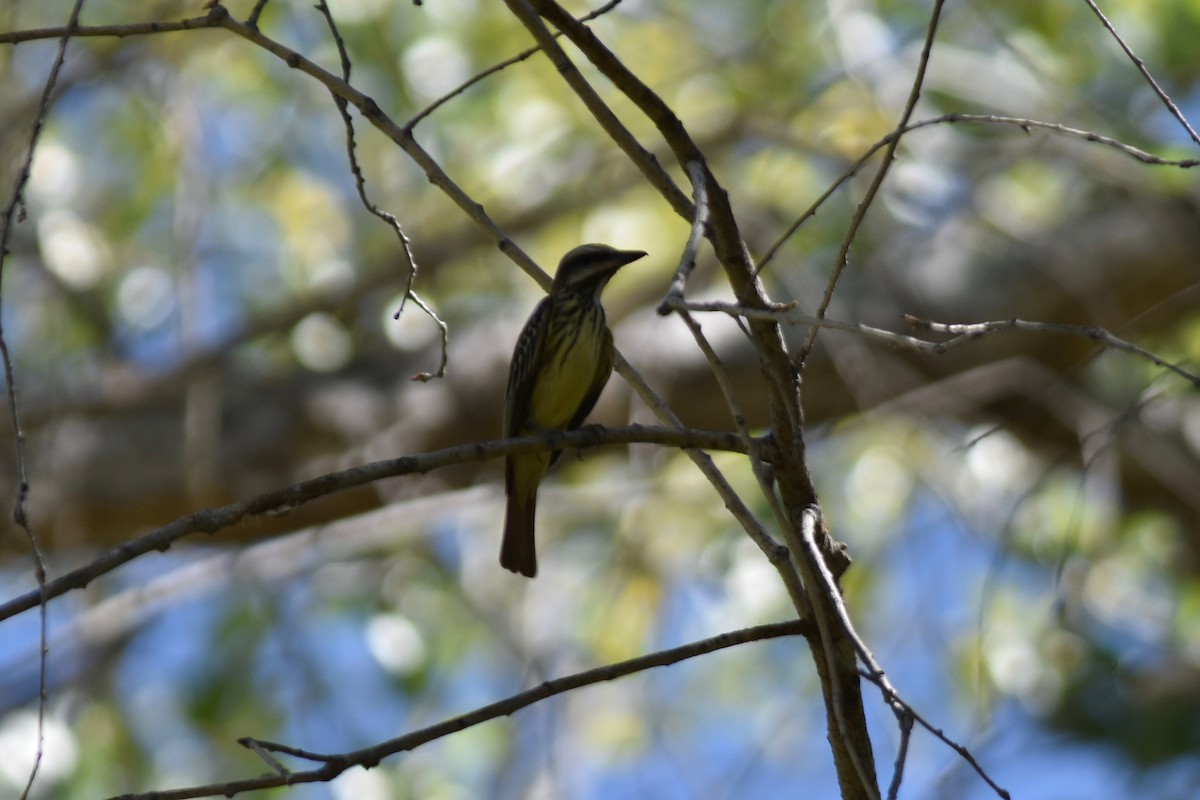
xmin=1 ymin=0 xmax=1199 ymax=798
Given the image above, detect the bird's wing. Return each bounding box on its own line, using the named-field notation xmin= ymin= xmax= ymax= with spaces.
xmin=504 ymin=296 xmax=552 ymax=437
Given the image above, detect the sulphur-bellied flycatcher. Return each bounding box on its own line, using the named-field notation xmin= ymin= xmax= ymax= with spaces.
xmin=501 ymin=243 xmax=647 ymax=577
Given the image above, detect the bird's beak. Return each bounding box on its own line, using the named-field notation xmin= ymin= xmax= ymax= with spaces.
xmin=612 ymin=250 xmax=648 ymax=269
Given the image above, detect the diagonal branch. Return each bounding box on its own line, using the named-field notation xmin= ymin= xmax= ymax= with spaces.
xmin=500 ymin=0 xmax=693 ymax=218
xmin=519 ymin=5 xmax=884 ymax=796
xmin=1080 ymin=0 xmax=1200 ymax=147
xmin=798 ymin=0 xmax=948 ymax=363
xmin=107 ymin=620 xmax=813 ymax=800
xmin=405 ymin=0 xmax=627 ymax=129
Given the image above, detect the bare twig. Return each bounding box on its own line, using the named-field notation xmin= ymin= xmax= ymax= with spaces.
xmin=404 ymin=0 xmax=625 ymax=130
xmin=246 ymin=0 xmax=271 ymax=29
xmin=657 ymin=160 xmax=710 ymax=313
xmin=400 ymin=290 xmax=449 ymax=381
xmin=501 ymin=0 xmax=693 ymax=219
xmin=798 ymin=0 xmax=948 ymax=364
xmin=0 ymin=1 xmax=88 ymax=796
xmin=678 ymin=299 xmax=938 ymax=351
xmin=755 ymin=111 xmax=1198 ymax=277
xmin=857 ymin=668 xmax=1011 ymax=799
xmin=653 ymin=165 xmax=807 ymax=611
xmin=905 ymin=315 xmax=1200 ymax=389
xmin=611 ymin=350 xmax=804 ymax=610
xmin=675 ymin=300 xmax=1200 ymax=389
xmin=312 ymin=0 xmax=446 ymax=379
xmin=886 ymin=712 xmax=915 ymax=800
xmin=931 ymin=113 xmax=1199 ymax=166
xmin=0 ymin=15 xmax=214 ymax=44
xmin=1080 ymin=0 xmax=1200 ymax=147
xmin=107 ymin=620 xmax=812 ymax=800
xmin=656 ymin=161 xmax=789 ymax=570
xmin=797 ymin=507 xmax=1010 ymax=800
xmin=794 ymin=508 xmax=880 ymax=800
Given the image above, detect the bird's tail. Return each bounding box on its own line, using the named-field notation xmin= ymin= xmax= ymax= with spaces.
xmin=501 ymin=478 xmax=538 ymax=578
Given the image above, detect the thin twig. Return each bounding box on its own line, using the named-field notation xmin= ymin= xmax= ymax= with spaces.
xmin=404 ymin=0 xmax=625 ymax=130
xmin=798 ymin=0 xmax=948 ymax=364
xmin=675 ymin=309 xmax=806 ymax=605
xmin=107 ymin=620 xmax=812 ymax=800
xmin=931 ymin=113 xmax=1200 ymax=166
xmin=660 ymin=164 xmax=789 ymax=552
xmin=246 ymin=0 xmax=271 ymax=29
xmin=656 ymin=160 xmax=710 ymax=313
xmin=631 ymin=157 xmax=802 ymax=611
xmin=612 ymin=350 xmax=804 ymax=609
xmin=886 ymin=712 xmax=914 ymax=800
xmin=797 ymin=507 xmax=1010 ymax=800
xmin=312 ymin=0 xmax=446 ymax=379
xmin=0 ymin=15 xmax=214 ymax=44
xmin=857 ymin=668 xmax=1011 ymax=799
xmin=0 ymin=1 xmax=88 ymax=797
xmin=401 ymin=290 xmax=449 ymax=381
xmin=1080 ymin=0 xmax=1200 ymax=147
xmin=905 ymin=315 xmax=1200 ymax=389
xmin=676 ymin=300 xmax=1200 ymax=389
xmin=755 ymin=111 xmax=1198 ymax=277
xmin=501 ymin=0 xmax=693 ymax=219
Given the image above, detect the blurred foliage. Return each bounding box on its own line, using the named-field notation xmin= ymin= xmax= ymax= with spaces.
xmin=2 ymin=0 xmax=1200 ymax=798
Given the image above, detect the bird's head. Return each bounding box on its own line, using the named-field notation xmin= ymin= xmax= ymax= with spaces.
xmin=552 ymin=243 xmax=647 ymax=296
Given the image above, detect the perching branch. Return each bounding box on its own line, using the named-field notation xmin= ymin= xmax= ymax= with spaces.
xmin=0 ymin=424 xmax=750 ymax=622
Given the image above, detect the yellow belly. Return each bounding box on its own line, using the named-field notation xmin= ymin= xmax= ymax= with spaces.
xmin=525 ymin=314 xmax=608 ymax=430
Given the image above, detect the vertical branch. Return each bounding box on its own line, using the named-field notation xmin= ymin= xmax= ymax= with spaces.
xmin=513 ymin=3 xmax=882 ymax=797
xmin=0 ymin=3 xmax=90 ymax=796
xmin=614 ymin=161 xmax=808 ymax=611
xmin=657 ymin=160 xmax=709 ymax=311
xmin=660 ymin=166 xmax=803 ymax=607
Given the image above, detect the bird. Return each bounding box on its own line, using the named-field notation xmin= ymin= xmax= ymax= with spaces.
xmin=501 ymin=243 xmax=648 ymax=577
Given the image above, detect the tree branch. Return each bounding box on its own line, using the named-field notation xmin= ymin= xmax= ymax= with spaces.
xmin=798 ymin=0 xmax=948 ymax=364
xmin=1080 ymin=0 xmax=1200 ymax=147
xmin=107 ymin=620 xmax=813 ymax=800
xmin=0 ymin=425 xmax=750 ymax=622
